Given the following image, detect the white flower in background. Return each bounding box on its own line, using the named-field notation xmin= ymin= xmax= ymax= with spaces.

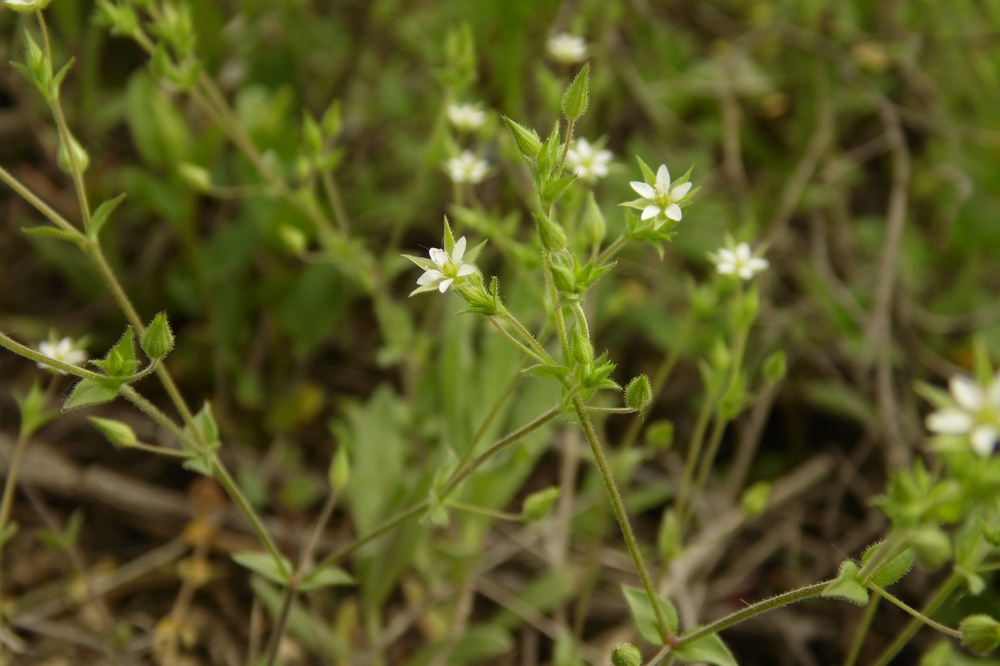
xmin=447 ymin=103 xmax=486 ymax=132
xmin=37 ymin=336 xmax=87 ymax=375
xmin=629 ymin=164 xmax=693 ymax=225
xmin=445 ymin=151 xmax=489 ymax=184
xmin=4 ymin=0 xmax=52 ymax=13
xmin=926 ymin=374 xmax=1000 ymax=456
xmin=709 ymin=242 xmax=769 ymax=280
xmin=415 ymin=236 xmax=476 ymax=293
xmin=547 ymin=33 xmax=587 ymax=64
xmin=566 ymin=139 xmax=612 ymax=181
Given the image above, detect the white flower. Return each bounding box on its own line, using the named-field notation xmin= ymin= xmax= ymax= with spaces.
xmin=926 ymin=374 xmax=1000 ymax=456
xmin=709 ymin=242 xmax=769 ymax=280
xmin=445 ymin=151 xmax=489 ymax=184
xmin=4 ymin=0 xmax=51 ymax=13
xmin=629 ymin=164 xmax=693 ymax=226
xmin=547 ymin=33 xmax=587 ymax=64
xmin=37 ymin=336 xmax=87 ymax=375
xmin=447 ymin=103 xmax=486 ymax=132
xmin=415 ymin=236 xmax=477 ymax=293
xmin=566 ymin=139 xmax=612 ymax=181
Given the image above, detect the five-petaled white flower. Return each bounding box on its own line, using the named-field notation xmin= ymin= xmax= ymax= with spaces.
xmin=547 ymin=33 xmax=587 ymax=64
xmin=709 ymin=242 xmax=769 ymax=280
xmin=416 ymin=236 xmax=477 ymax=293
xmin=37 ymin=336 xmax=87 ymax=375
xmin=445 ymin=151 xmax=489 ymax=184
xmin=926 ymin=374 xmax=1000 ymax=457
xmin=629 ymin=164 xmax=693 ymax=226
xmin=566 ymin=139 xmax=612 ymax=181
xmin=447 ymin=103 xmax=486 ymax=132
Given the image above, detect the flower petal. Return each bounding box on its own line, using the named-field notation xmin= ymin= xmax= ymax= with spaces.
xmin=970 ymin=425 xmax=998 ymax=456
xmin=456 ymin=263 xmax=475 ymax=277
xmin=950 ymin=376 xmax=985 ymax=411
xmin=640 ymin=205 xmax=661 ymax=220
xmin=429 ymin=248 xmax=449 ymax=267
xmin=417 ymin=270 xmax=443 ymax=286
xmin=452 ymin=236 xmax=467 ymax=263
xmin=655 ymin=164 xmax=671 ymax=190
xmin=748 ymin=257 xmax=769 ymax=273
xmin=630 ymin=181 xmax=656 ymax=200
xmin=671 ymin=181 xmax=692 ymax=199
xmin=438 ymin=278 xmax=454 ymax=293
xmin=735 ymin=243 xmax=752 ymax=262
xmin=665 ymin=203 xmax=683 ymax=221
xmin=926 ymin=408 xmax=974 ymax=435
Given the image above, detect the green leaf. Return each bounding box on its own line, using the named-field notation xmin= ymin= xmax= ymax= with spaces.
xmin=232 ymin=551 xmax=291 ymax=586
xmin=522 ymin=363 xmax=570 ymax=379
xmin=561 ymin=62 xmax=591 ymax=121
xmin=90 ymin=328 xmax=139 ymax=378
xmin=16 ymin=381 xmax=55 ymax=438
xmin=676 ymin=634 xmax=738 ymax=666
xmin=63 ymin=378 xmax=121 ymax=411
xmin=821 ymin=561 xmax=869 ymax=606
xmin=298 ymin=564 xmax=355 ymax=591
xmin=87 ymin=193 xmax=126 ymax=238
xmin=622 ymin=585 xmax=678 ymax=645
xmin=21 ymin=226 xmax=84 ymax=245
xmin=861 ymin=542 xmax=915 ymax=587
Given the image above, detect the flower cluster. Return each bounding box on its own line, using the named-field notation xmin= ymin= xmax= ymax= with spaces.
xmin=926 ymin=373 xmax=1000 ymax=457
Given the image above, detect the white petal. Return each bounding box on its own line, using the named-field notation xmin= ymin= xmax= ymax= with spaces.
xmin=735 ymin=243 xmax=753 ymax=262
xmin=671 ymin=181 xmax=692 ymax=199
xmin=970 ymin=426 xmax=998 ymax=456
xmin=630 ymin=181 xmax=656 ymax=200
xmin=988 ymin=372 xmax=1000 ymax=408
xmin=748 ymin=257 xmax=769 ymax=273
xmin=417 ymin=269 xmax=443 ymax=285
xmin=926 ymin=408 xmax=974 ymax=434
xmin=456 ymin=263 xmax=475 ymax=277
xmin=438 ymin=278 xmax=454 ymax=293
xmin=429 ymin=248 xmax=448 ymax=267
xmin=592 ymin=164 xmax=609 ymax=177
xmin=665 ymin=203 xmax=683 ymax=221
xmin=716 ymin=260 xmax=736 ymax=275
xmin=640 ymin=205 xmax=661 ymax=220
xmin=655 ymin=164 xmax=671 ymax=190
xmin=452 ymin=236 xmax=467 ymax=263
xmin=950 ymin=376 xmax=985 ymax=411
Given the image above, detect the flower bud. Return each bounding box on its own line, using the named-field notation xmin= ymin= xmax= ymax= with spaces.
xmin=571 ymin=326 xmax=594 ymax=366
xmin=522 ymin=486 xmax=560 ymax=522
xmin=57 ymin=132 xmax=90 ymax=175
xmin=178 ymin=163 xmax=212 ymax=192
xmin=740 ymin=481 xmax=771 ymax=517
xmin=624 ymin=374 xmax=653 ymax=412
xmin=645 ymin=419 xmax=674 ymax=450
xmin=581 ymin=192 xmax=606 ymax=248
xmin=534 ymin=212 xmax=567 ymax=253
xmin=961 ymin=615 xmax=1000 ymax=655
xmin=88 ymin=416 xmax=138 ymax=448
xmin=141 ymin=312 xmax=175 ymax=360
xmin=611 ymin=644 xmax=641 ymax=666
xmin=329 ymin=446 xmax=350 ymax=493
xmin=561 ymin=63 xmax=591 ymax=122
xmin=502 ymin=116 xmax=542 ymax=158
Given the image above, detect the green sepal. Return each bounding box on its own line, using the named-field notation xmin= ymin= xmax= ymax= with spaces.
xmin=88 ymin=416 xmax=138 ymax=448
xmin=522 ymin=363 xmax=570 ymax=379
xmin=87 ymin=193 xmax=126 ymax=239
xmin=90 ymin=328 xmax=140 ymax=379
xmin=536 ymin=120 xmax=562 ymax=179
xmin=140 ymin=312 xmax=175 ymax=360
xmin=960 ymin=614 xmax=1000 ymax=656
xmin=821 ymin=561 xmax=869 ymax=606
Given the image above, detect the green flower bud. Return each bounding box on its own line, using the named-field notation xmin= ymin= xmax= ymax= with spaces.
xmin=178 ymin=163 xmax=212 ymax=192
xmin=581 ymin=192 xmax=606 ymax=248
xmin=57 ymin=132 xmax=90 ymax=175
xmin=624 ymin=374 xmax=653 ymax=412
xmin=740 ymin=481 xmax=771 ymax=517
xmin=329 ymin=446 xmax=350 ymax=493
xmin=502 ymin=116 xmax=543 ymax=158
xmin=522 ymin=486 xmax=560 ymax=522
xmin=645 ymin=419 xmax=674 ymax=450
xmin=141 ymin=312 xmax=175 ymax=360
xmin=657 ymin=508 xmax=682 ymax=560
xmin=611 ymin=643 xmax=642 ymax=666
xmin=961 ymin=615 xmax=1000 ymax=655
xmin=88 ymin=416 xmax=138 ymax=448
xmin=571 ymin=326 xmax=594 ymax=366
xmin=561 ymin=62 xmax=591 ymax=122
xmin=534 ymin=212 xmax=567 ymax=253
xmin=278 ymin=225 xmax=308 ymax=255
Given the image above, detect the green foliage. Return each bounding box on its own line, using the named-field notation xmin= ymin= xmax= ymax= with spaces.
xmin=622 ymin=585 xmax=678 ymax=645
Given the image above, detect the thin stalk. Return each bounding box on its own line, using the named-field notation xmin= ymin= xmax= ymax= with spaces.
xmin=213 ymin=459 xmax=289 ymax=578
xmin=321 ymin=170 xmax=351 ymax=233
xmin=843 ymin=594 xmax=879 ymax=666
xmin=489 ymin=318 xmax=549 ymax=365
xmin=0 ymin=166 xmax=82 ymax=236
xmin=684 ymin=414 xmax=727 ymax=526
xmin=868 ymin=584 xmax=961 ymax=638
xmin=672 ymin=390 xmax=717 ymax=520
xmin=119 ymin=386 xmax=191 ymax=449
xmin=0 ymin=332 xmax=103 ymax=380
xmin=308 ymin=406 xmax=561 ymax=576
xmin=675 ymin=580 xmax=831 ymax=648
xmin=0 ymin=432 xmax=31 ymax=604
xmin=451 ymin=366 xmax=523 ymax=484
xmin=445 ymin=501 xmax=521 ymax=522
xmin=127 ymin=441 xmax=193 ymax=458
xmin=542 ymin=252 xmax=571 ymax=363
xmin=595 ymin=234 xmax=628 ymax=266
xmin=500 ymin=312 xmax=555 ymax=365
xmin=871 ymin=572 xmax=963 ymax=666
xmin=36 ymin=11 xmax=91 ymax=229
xmin=571 ymin=395 xmax=675 ymax=645
xmin=557 ymin=118 xmax=575 ymax=175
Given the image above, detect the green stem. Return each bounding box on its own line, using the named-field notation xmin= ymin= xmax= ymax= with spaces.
xmin=0 ymin=331 xmax=103 ymax=380
xmin=445 ymin=501 xmax=521 ymax=522
xmin=595 ymin=234 xmax=628 ymax=266
xmin=557 ymin=118 xmax=575 ymax=175
xmin=571 ymin=395 xmax=675 ymax=645
xmin=542 ymin=252 xmax=571 ymax=364
xmin=868 ymin=584 xmax=961 ymax=638
xmin=871 ymin=572 xmax=963 ymax=666
xmin=489 ymin=317 xmax=549 ymax=365
xmin=451 ymin=365 xmax=523 ymax=482
xmin=0 ymin=166 xmax=83 ymax=237
xmin=675 ymin=580 xmax=831 ymax=648
xmin=673 ymin=388 xmax=716 ymax=520
xmin=119 ymin=386 xmax=192 ymax=449
xmin=213 ymin=458 xmax=288 ymax=578
xmin=0 ymin=432 xmax=31 ymax=605
xmin=500 ymin=313 xmax=555 ymax=365
xmin=320 ymin=170 xmax=351 ymax=234
xmin=843 ymin=595 xmax=879 ymax=666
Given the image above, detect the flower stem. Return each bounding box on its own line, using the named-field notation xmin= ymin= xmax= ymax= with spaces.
xmin=843 ymin=594 xmax=879 ymax=666
xmin=542 ymin=251 xmax=571 ymax=364
xmin=0 ymin=431 xmax=31 ymax=606
xmin=868 ymin=584 xmax=961 ymax=638
xmin=571 ymin=395 xmax=675 ymax=645
xmin=213 ymin=458 xmax=289 ymax=578
xmin=0 ymin=166 xmax=82 ymax=237
xmin=490 ymin=317 xmax=549 ymax=365
xmin=557 ymin=118 xmax=575 ymax=175
xmin=871 ymin=571 xmax=964 ymax=666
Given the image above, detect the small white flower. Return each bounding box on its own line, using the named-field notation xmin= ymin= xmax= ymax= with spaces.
xmin=445 ymin=151 xmax=489 ymax=184
xmin=547 ymin=33 xmax=587 ymax=64
xmin=566 ymin=139 xmax=612 ymax=181
xmin=447 ymin=103 xmax=487 ymax=132
xmin=415 ymin=236 xmax=477 ymax=293
xmin=37 ymin=336 xmax=87 ymax=375
xmin=629 ymin=164 xmax=693 ymax=227
xmin=926 ymin=374 xmax=1000 ymax=456
xmin=709 ymin=242 xmax=769 ymax=280
xmin=4 ymin=0 xmax=51 ymax=12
